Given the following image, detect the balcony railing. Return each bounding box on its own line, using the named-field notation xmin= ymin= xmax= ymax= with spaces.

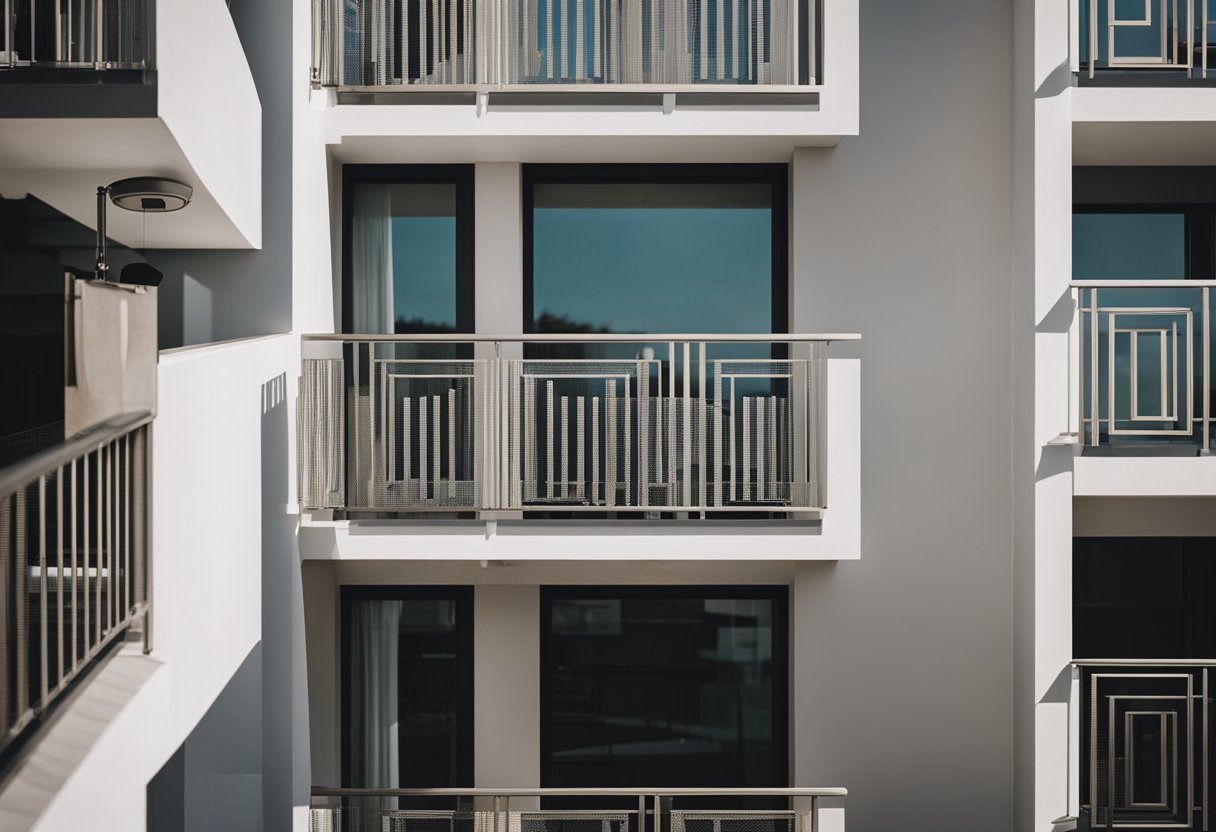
xmin=309 ymin=787 xmax=847 ymax=832
xmin=0 ymin=411 xmax=151 ymax=759
xmin=298 ymin=333 xmax=856 ymax=517
xmin=1080 ymin=0 xmax=1215 ymax=80
xmin=1074 ymin=660 xmax=1214 ymax=830
xmin=1073 ymin=281 xmax=1213 ymax=452
xmin=311 ymin=0 xmax=818 ymax=89
xmin=0 ymin=0 xmax=150 ymax=70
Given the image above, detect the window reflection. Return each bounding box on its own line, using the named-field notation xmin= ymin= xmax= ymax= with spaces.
xmin=544 ymin=589 xmax=786 ymax=789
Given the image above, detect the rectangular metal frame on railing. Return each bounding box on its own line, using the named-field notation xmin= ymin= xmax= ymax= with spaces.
xmin=312 ymin=0 xmax=817 ymax=89
xmin=1072 ymin=281 xmax=1213 ymax=451
xmin=1 ymin=0 xmax=150 ymax=69
xmin=0 ymin=410 xmax=152 ymax=757
xmin=309 ymin=787 xmax=847 ymax=832
xmin=299 ymin=333 xmax=855 ymax=517
xmin=1083 ymin=0 xmax=1214 ymax=79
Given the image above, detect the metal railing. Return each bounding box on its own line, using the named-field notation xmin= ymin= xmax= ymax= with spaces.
xmin=1074 ymin=660 xmax=1215 ymax=830
xmin=1073 ymin=281 xmax=1214 ymax=451
xmin=309 ymin=787 xmax=847 ymax=832
xmin=0 ymin=410 xmax=152 ymax=759
xmin=299 ymin=333 xmax=856 ymax=517
xmin=1 ymin=0 xmax=150 ymax=70
xmin=1081 ymin=0 xmax=1215 ymax=79
xmin=312 ymin=0 xmax=817 ymax=89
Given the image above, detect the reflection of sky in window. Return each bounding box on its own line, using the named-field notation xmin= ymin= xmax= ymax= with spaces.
xmin=392 ymin=216 xmax=456 ymax=328
xmin=1073 ymin=213 xmax=1185 ymax=280
xmin=533 ymin=207 xmax=772 ymax=332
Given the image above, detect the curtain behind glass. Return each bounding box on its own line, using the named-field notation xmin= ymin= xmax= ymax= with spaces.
xmin=352 ymin=184 xmax=395 ymax=333
xmin=349 ymin=600 xmax=403 ymax=788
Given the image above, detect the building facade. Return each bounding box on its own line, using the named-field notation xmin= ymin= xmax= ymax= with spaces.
xmin=2 ymin=0 xmax=1212 ymax=831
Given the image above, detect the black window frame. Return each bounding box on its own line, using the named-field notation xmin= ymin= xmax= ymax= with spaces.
xmin=522 ymin=164 xmax=790 ymax=337
xmin=341 ymin=164 xmax=476 ymax=335
xmin=340 ymin=584 xmax=476 ymax=788
xmin=538 ymin=584 xmax=791 ymax=790
xmin=1073 ymin=203 xmax=1216 ymax=281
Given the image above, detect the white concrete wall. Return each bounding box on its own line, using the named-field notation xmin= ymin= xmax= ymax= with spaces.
xmin=156 ymin=0 xmax=263 ymax=249
xmin=31 ymin=334 xmax=299 ymax=831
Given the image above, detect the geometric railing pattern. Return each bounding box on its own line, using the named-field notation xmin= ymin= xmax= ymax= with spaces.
xmin=1082 ymin=0 xmax=1215 ymax=79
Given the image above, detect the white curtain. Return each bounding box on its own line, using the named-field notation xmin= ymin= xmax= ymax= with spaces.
xmin=349 ymin=600 xmax=403 ymax=788
xmin=351 ymin=184 xmax=395 ymax=333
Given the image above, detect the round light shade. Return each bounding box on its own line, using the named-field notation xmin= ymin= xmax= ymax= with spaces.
xmin=108 ymin=177 xmax=193 ymax=213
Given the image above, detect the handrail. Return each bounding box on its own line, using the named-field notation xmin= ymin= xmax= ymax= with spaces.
xmin=1074 ymin=658 xmax=1216 ymax=665
xmin=0 ymin=411 xmax=153 ymax=499
xmin=312 ymin=787 xmax=849 ymax=797
xmin=302 ymin=333 xmax=861 ymax=343
xmin=1071 ymin=280 xmax=1216 ymax=288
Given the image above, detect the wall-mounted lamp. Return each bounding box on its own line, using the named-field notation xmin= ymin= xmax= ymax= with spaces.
xmin=94 ymin=177 xmax=193 ymax=285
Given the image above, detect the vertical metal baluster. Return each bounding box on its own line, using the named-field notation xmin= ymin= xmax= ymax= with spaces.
xmin=715 ymin=0 xmax=724 ymax=79
xmin=624 ymin=373 xmax=632 ymax=506
xmin=432 ymin=395 xmax=441 ymax=503
xmin=448 ymin=388 xmax=457 ymax=502
xmin=592 ymin=397 xmax=601 ymax=503
xmin=682 ymin=343 xmax=691 ymax=508
xmin=561 ymin=395 xmax=570 ymax=497
xmin=546 ymin=381 xmax=555 ymax=499
xmin=742 ymin=397 xmax=751 ymax=501
xmin=638 ymin=361 xmax=649 ymax=508
xmin=83 ymin=451 xmax=91 ymax=653
xmin=713 ymin=362 xmax=722 ymax=507
xmin=70 ymin=458 xmax=77 ymax=672
xmin=124 ymin=434 xmax=131 ymax=618
xmin=729 ymin=377 xmax=737 ymax=503
xmin=756 ymin=397 xmax=766 ymax=502
xmin=15 ymin=486 xmax=27 ymax=719
xmin=420 ymin=0 xmax=429 ymax=79
xmin=606 ymin=380 xmax=617 ymax=507
xmin=593 ymin=0 xmax=601 ymax=77
xmin=402 ymin=397 xmax=412 ymax=501
xmin=546 ymin=0 xmax=555 ymax=77
xmin=0 ymin=493 xmax=9 ymax=732
xmin=768 ymin=395 xmax=777 ymax=503
xmin=419 ymin=396 xmax=428 ymax=501
xmin=1091 ymin=288 xmax=1100 ymax=446
xmin=1205 ymin=286 xmax=1211 ymax=451
xmin=667 ymin=342 xmax=676 ymax=506
xmin=698 ymin=343 xmax=706 ymax=510
xmin=526 ymin=376 xmax=537 ymax=502
xmin=576 ymin=0 xmax=584 ymax=76
xmin=56 ymin=466 xmax=63 ymax=686
xmin=576 ymin=396 xmax=586 ymax=500
xmin=39 ymin=475 xmax=48 ymax=705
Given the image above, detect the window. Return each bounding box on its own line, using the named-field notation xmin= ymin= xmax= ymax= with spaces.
xmin=342 ymin=166 xmax=474 ymax=334
xmin=1073 ymin=206 xmax=1215 ymax=281
xmin=540 ymin=586 xmax=788 ymax=789
xmin=524 ymin=165 xmax=788 ymax=336
xmin=341 ymin=586 xmax=474 ymax=788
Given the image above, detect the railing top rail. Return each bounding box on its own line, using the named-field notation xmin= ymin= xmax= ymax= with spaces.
xmin=335 ymin=84 xmax=820 ymax=94
xmin=312 ymin=787 xmax=848 ymax=798
xmin=0 ymin=410 xmax=153 ymax=498
xmin=1072 ymin=280 xmax=1216 ymax=288
xmin=302 ymin=333 xmax=861 ymax=344
xmin=1074 ymin=658 xmax=1216 ymax=666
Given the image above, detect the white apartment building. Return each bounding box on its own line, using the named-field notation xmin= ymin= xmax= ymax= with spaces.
xmin=1 ymin=0 xmax=1212 ymax=830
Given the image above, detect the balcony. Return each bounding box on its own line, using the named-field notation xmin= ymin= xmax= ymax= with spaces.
xmin=1067 ymin=280 xmax=1216 ymax=495
xmin=310 ymin=0 xmax=858 ymax=161
xmin=0 ymin=0 xmax=262 ymax=249
xmin=1078 ymin=0 xmax=1216 ymax=83
xmin=0 ymin=410 xmax=151 ymax=761
xmin=299 ymin=333 xmax=852 ymax=518
xmin=309 ymin=787 xmax=847 ymax=832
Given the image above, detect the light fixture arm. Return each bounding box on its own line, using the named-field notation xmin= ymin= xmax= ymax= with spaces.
xmin=95 ymin=185 xmax=111 ymax=282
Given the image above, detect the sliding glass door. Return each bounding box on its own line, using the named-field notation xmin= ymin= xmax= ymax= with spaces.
xmin=342 ymin=586 xmax=474 ymax=788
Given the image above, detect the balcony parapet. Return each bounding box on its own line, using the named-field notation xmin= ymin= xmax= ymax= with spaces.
xmin=1076 ymin=0 xmax=1216 ymax=84
xmin=299 ymin=332 xmax=859 ymax=519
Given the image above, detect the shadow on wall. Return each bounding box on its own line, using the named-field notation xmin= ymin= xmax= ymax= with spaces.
xmin=146 ymin=372 xmax=305 ymax=831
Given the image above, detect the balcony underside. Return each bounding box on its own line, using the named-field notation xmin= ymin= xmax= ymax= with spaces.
xmin=1073 ymin=87 xmax=1216 ymax=165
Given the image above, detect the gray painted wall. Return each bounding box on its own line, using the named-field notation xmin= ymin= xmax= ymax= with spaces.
xmin=790 ymin=1 xmax=1014 ymax=830
xmin=153 ymin=0 xmax=294 ymax=348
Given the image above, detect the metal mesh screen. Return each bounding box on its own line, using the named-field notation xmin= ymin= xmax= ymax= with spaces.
xmin=670 ymin=811 xmax=814 ymax=832
xmin=300 ymin=359 xmax=347 ymax=510
xmin=319 ymin=0 xmax=801 ymax=85
xmin=509 ymin=810 xmax=631 ymax=832
xmin=2 ymin=0 xmax=149 ymax=67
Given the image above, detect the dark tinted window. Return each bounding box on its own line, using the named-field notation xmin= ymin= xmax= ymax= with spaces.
xmin=541 ymin=587 xmax=787 ymax=788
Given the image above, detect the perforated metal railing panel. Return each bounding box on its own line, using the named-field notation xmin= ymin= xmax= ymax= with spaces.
xmin=670 ymin=811 xmax=815 ymax=832
xmin=315 ymin=0 xmax=808 ymax=86
xmin=298 ymin=340 xmax=831 ymax=515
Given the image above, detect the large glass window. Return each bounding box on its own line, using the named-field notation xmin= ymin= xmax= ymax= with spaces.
xmin=342 ymin=587 xmax=474 ymax=788
xmin=343 ymin=166 xmax=474 ymax=334
xmin=525 ymin=166 xmax=787 ymax=336
xmin=1073 ymin=212 xmax=1188 ymax=281
xmin=541 ymin=587 xmax=788 ymax=789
